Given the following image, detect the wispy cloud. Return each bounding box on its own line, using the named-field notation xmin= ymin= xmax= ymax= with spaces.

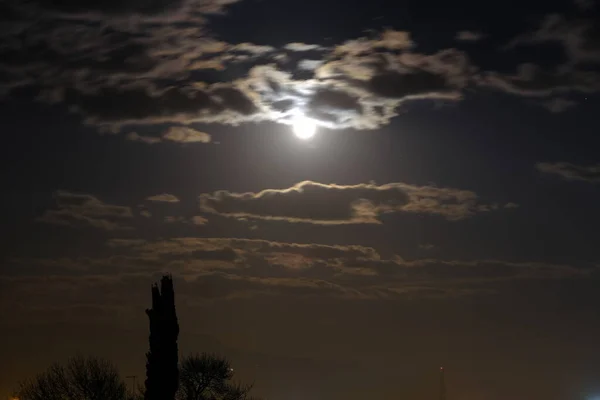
xmin=4 ymin=237 xmax=595 ymax=303
xmin=455 ymin=31 xmax=485 ymax=42
xmin=198 ymin=180 xmax=515 ymax=224
xmin=146 ymin=194 xmax=181 ymax=203
xmin=37 ymin=191 xmax=133 ymax=230
xmin=536 ymin=162 xmax=600 ymax=183
xmin=163 ymin=127 xmax=212 ymax=143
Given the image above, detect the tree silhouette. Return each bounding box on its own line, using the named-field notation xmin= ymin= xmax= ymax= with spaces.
xmin=15 ymin=355 xmax=127 ymax=400
xmin=144 ymin=275 xmax=180 ymax=400
xmin=177 ymin=353 xmax=255 ymax=400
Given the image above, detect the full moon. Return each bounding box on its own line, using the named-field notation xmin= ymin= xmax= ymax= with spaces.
xmin=292 ymin=115 xmax=317 ymax=140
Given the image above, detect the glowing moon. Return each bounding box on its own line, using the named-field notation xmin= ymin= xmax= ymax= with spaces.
xmin=292 ymin=115 xmax=317 ymax=140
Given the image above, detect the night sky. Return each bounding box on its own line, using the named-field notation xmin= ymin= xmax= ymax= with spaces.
xmin=1 ymin=0 xmax=600 ymax=399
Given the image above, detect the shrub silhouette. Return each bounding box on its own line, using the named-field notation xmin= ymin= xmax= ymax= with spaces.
xmin=15 ymin=355 xmax=127 ymax=400
xmin=177 ymin=353 xmax=255 ymax=400
xmin=13 ymin=276 xmax=258 ymax=400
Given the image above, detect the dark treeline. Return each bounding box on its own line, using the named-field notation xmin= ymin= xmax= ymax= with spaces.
xmin=14 ymin=275 xmax=257 ymax=400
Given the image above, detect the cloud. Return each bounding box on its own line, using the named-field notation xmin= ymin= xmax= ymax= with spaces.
xmin=473 ymin=14 xmax=600 ymax=108
xmin=191 ymin=216 xmax=208 ymax=225
xmin=297 ymin=59 xmax=324 ymax=71
xmin=27 ymin=0 xmax=242 ymax=19
xmin=198 ymin=180 xmax=513 ymax=224
xmin=5 ymin=237 xmax=594 ymax=303
xmin=333 ymin=30 xmax=414 ymax=55
xmin=233 ymin=43 xmax=275 ymax=55
xmin=1 ymin=10 xmax=476 ymax=133
xmin=132 ymin=237 xmax=380 ymax=262
xmin=163 ymin=127 xmax=212 ymax=143
xmin=126 ymin=237 xmax=596 ymax=291
xmin=140 ymin=210 xmax=152 ymax=218
xmin=126 ymin=128 xmax=211 ymax=144
xmin=5 ymin=0 xmax=592 ymax=135
xmin=37 ymin=191 xmax=133 ymax=230
xmin=536 ymin=162 xmax=600 ymax=183
xmin=455 ymin=31 xmax=485 ymax=42
xmin=126 ymin=132 xmax=162 ymax=144
xmin=106 ymin=239 xmax=147 ymax=247
xmin=284 ymin=43 xmax=323 ymax=52
xmin=146 ymin=193 xmax=180 ymax=203
xmin=505 ymin=14 xmax=600 ymax=65
xmin=476 ymin=63 xmax=600 ymax=97
xmin=63 ymin=82 xmax=262 ymax=131
xmin=541 ymin=97 xmax=578 ymax=113
xmin=224 ymin=45 xmax=472 ymax=131
xmin=164 ymin=216 xmax=185 ymax=223
xmin=574 ymin=0 xmax=595 ymax=10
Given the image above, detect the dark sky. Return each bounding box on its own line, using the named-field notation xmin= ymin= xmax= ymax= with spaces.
xmin=1 ymin=0 xmax=600 ymax=399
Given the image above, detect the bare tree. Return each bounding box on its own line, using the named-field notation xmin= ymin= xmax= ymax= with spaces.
xmin=16 ymin=355 xmax=127 ymax=400
xmin=177 ymin=353 xmax=255 ymax=400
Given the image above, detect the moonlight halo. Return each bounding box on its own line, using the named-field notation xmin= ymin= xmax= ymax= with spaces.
xmin=292 ymin=115 xmax=317 ymax=140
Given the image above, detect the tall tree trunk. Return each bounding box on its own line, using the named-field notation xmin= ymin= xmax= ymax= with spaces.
xmin=144 ymin=275 xmax=180 ymax=400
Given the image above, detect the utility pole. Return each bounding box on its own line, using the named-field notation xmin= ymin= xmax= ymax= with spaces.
xmin=439 ymin=367 xmax=446 ymax=400
xmin=126 ymin=375 xmax=137 ymax=399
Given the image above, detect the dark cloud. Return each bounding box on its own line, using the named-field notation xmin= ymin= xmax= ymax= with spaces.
xmin=455 ymin=31 xmax=485 ymax=42
xmin=146 ymin=193 xmax=180 ymax=203
xmin=32 ymin=0 xmax=186 ymax=16
xmin=164 ymin=216 xmax=186 ymax=223
xmin=198 ymin=181 xmax=513 ymax=224
xmin=4 ymin=237 xmax=594 ymax=303
xmin=506 ymin=14 xmax=600 ymax=65
xmin=574 ymin=0 xmax=595 ymax=10
xmin=126 ymin=132 xmax=162 ymax=144
xmin=473 ymin=14 xmax=600 ymax=110
xmin=25 ymin=0 xmax=241 ymax=18
xmin=225 ymin=46 xmax=472 ymax=131
xmin=541 ymin=97 xmax=578 ymax=112
xmin=476 ymin=63 xmax=599 ymax=97
xmin=126 ymin=127 xmax=211 ymax=144
xmin=536 ymin=162 xmax=600 ymax=183
xmin=211 ymin=86 xmax=259 ymax=116
xmin=307 ymin=48 xmax=471 ymax=128
xmin=333 ymin=30 xmax=414 ymax=55
xmin=306 ymin=88 xmax=363 ymax=125
xmin=0 ymin=14 xmax=478 ymax=133
xmin=181 ymin=273 xmax=359 ymax=300
xmin=366 ymin=69 xmax=451 ymax=99
xmin=131 ymin=237 xmax=381 ymax=262
xmin=3 ymin=0 xmax=594 ymax=141
xmin=37 ymin=191 xmax=133 ymax=230
xmin=191 ymin=216 xmax=208 ymax=225
xmin=36 ymin=191 xmax=214 ymax=231
xmin=106 ymin=239 xmax=147 ymax=247
xmin=65 ymin=83 xmax=262 ymax=129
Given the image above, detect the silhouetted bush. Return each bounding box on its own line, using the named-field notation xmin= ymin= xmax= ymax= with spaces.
xmin=177 ymin=353 xmax=255 ymax=400
xmin=15 ymin=355 xmax=127 ymax=400
xmin=13 ymin=277 xmax=259 ymax=400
